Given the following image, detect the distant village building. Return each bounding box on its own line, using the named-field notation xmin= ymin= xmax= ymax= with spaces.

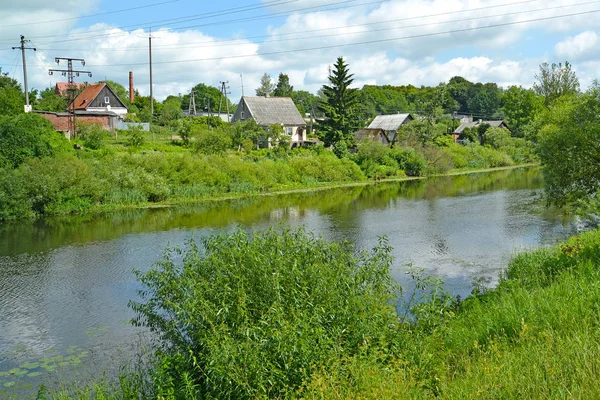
xmin=354 ymin=113 xmax=414 ymax=145
xmin=231 ymin=96 xmax=306 ymax=147
xmin=38 ymin=83 xmax=129 ymax=137
xmin=453 ymin=116 xmax=510 ymax=144
xmin=453 ymin=116 xmax=510 ymax=135
xmin=54 ymin=82 xmax=85 ymax=96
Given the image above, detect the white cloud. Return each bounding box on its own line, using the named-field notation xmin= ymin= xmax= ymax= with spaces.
xmin=3 ymin=0 xmax=600 ymax=102
xmin=555 ymin=30 xmax=598 ymax=61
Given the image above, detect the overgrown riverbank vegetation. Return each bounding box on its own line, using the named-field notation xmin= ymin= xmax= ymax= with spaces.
xmin=34 ymin=227 xmax=600 ymax=399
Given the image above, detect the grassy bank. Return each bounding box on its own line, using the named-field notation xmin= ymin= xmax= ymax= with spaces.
xmin=33 ymin=226 xmax=600 ymax=399
xmin=0 ymin=113 xmax=540 ymax=222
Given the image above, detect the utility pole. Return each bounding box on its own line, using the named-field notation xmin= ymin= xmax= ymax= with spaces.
xmin=149 ymin=28 xmax=154 ymax=123
xmin=49 ymin=58 xmax=92 ymax=139
xmin=188 ymin=91 xmax=197 ymax=115
xmin=240 ymin=74 xmax=244 ymax=97
xmin=206 ymin=97 xmax=211 ymax=129
xmin=218 ymin=81 xmax=231 ymax=122
xmin=12 ymin=35 xmax=36 ymax=111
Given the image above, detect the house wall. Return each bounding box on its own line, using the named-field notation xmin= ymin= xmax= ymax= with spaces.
xmin=37 ymin=112 xmax=112 ymax=135
xmin=89 ymin=87 xmax=123 ymax=109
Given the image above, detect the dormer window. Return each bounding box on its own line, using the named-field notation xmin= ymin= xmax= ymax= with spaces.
xmin=104 ymin=96 xmax=110 ymax=104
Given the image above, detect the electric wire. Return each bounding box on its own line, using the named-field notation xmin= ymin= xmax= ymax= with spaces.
xmin=79 ymin=8 xmax=600 ymax=67
xmin=30 ymin=0 xmax=599 ymax=53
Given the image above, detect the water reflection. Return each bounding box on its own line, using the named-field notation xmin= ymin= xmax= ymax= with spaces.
xmin=0 ymin=167 xmax=582 ymax=389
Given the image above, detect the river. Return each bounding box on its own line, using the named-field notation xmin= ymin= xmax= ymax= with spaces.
xmin=0 ymin=166 xmax=582 ymax=395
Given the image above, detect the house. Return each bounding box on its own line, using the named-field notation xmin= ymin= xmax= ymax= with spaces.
xmin=38 ymin=82 xmax=129 ymax=137
xmin=353 ymin=128 xmax=392 ymax=145
xmin=54 ymin=82 xmax=85 ymax=96
xmin=453 ymin=117 xmax=509 ymax=135
xmin=363 ymin=113 xmax=414 ymax=144
xmin=453 ymin=117 xmax=510 ymax=144
xmin=68 ymin=83 xmax=128 ymax=116
xmin=231 ymin=96 xmax=306 ymax=147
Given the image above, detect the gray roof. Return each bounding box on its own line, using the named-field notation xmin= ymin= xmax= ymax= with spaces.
xmin=454 ymin=120 xmax=508 ymax=134
xmin=353 ymin=128 xmax=390 ymax=144
xmin=367 ymin=114 xmax=413 ymax=131
xmin=234 ymin=96 xmax=306 ymax=126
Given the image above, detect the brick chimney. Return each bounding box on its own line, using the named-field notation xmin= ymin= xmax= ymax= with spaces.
xmin=129 ymin=71 xmax=134 ymax=103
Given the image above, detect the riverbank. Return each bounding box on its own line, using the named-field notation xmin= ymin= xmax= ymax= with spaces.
xmin=28 ymin=225 xmax=599 ymax=399
xmin=0 ymin=147 xmax=539 ymax=223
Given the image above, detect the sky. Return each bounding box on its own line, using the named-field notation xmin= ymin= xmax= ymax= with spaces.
xmin=0 ymin=0 xmax=599 ymax=103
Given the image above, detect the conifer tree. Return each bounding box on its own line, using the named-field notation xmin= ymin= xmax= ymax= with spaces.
xmin=318 ymin=57 xmax=359 ymax=147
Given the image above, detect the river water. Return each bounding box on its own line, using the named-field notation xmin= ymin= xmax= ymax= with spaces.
xmin=0 ymin=167 xmax=582 ymax=395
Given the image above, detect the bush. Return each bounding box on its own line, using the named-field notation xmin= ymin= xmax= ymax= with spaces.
xmin=79 ymin=123 xmax=107 ymax=150
xmin=0 ymin=113 xmax=71 ymax=168
xmin=130 ymin=228 xmax=399 ymax=399
xmin=194 ymin=127 xmax=232 ymax=155
xmin=126 ymin=126 xmax=146 ymax=148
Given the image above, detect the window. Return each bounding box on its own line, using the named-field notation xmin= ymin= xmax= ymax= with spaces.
xmin=285 ymin=127 xmax=293 ymax=136
xmin=104 ymin=96 xmax=110 ymax=104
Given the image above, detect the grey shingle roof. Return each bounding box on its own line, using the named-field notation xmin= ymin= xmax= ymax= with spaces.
xmin=353 ymin=128 xmax=391 ymax=144
xmin=238 ymin=96 xmax=306 ymax=126
xmin=454 ymin=120 xmax=508 ymax=134
xmin=367 ymin=114 xmax=413 ymax=131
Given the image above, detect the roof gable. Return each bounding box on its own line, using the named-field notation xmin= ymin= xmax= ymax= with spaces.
xmin=367 ymin=114 xmax=413 ymax=131
xmin=237 ymin=96 xmax=305 ymax=126
xmin=69 ymin=83 xmax=127 ymax=111
xmin=454 ymin=120 xmax=509 ymax=133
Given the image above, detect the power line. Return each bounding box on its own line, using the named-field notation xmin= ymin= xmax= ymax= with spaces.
xmin=30 ymin=0 xmax=599 ymax=53
xmin=0 ymin=0 xmax=302 ymax=43
xmin=20 ymin=0 xmax=366 ymax=46
xmin=0 ymin=0 xmax=181 ymax=28
xmin=82 ymin=8 xmax=600 ymax=67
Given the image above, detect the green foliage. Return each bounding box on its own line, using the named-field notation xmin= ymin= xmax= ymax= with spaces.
xmin=35 ymin=87 xmax=68 ymax=112
xmin=0 ymin=86 xmax=25 ymax=116
xmin=533 ymin=61 xmax=580 ymax=106
xmin=0 ymin=113 xmax=71 ymax=168
xmin=193 ymin=127 xmax=231 ymax=154
xmin=354 ymin=140 xmax=426 ymax=178
xmin=318 ymin=57 xmax=359 ymax=146
xmin=537 ymin=83 xmax=600 ymax=205
xmin=130 ymin=228 xmax=399 ymax=399
xmin=273 ymin=72 xmax=293 ymax=97
xmin=501 ymin=86 xmax=544 ymax=137
xmin=79 ymin=123 xmax=107 ymax=150
xmin=125 ymin=126 xmax=146 ymax=148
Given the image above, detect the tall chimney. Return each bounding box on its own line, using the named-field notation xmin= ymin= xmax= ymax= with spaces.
xmin=128 ymin=71 xmax=134 ymax=103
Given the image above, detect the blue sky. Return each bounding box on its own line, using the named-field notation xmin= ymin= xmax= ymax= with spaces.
xmin=1 ymin=0 xmax=599 ymax=101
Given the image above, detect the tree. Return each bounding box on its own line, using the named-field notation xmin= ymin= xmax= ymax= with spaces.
xmin=537 ymin=81 xmax=600 ymax=205
xmin=0 ymin=86 xmax=25 ymax=116
xmin=0 ymin=113 xmax=71 ymax=168
xmin=35 ymin=87 xmax=67 ymax=112
xmin=318 ymin=57 xmax=359 ymax=147
xmin=256 ymin=73 xmax=275 ymax=97
xmin=273 ymin=73 xmax=293 ymax=97
xmin=466 ymin=83 xmax=502 ymax=116
xmin=447 ymin=76 xmax=474 ymax=112
xmin=501 ymin=86 xmax=544 ymax=137
xmin=533 ymin=61 xmax=580 ymax=106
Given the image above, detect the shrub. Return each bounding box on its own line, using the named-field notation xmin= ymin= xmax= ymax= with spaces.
xmin=0 ymin=113 xmax=71 ymax=168
xmin=126 ymin=126 xmax=146 ymax=148
xmin=130 ymin=228 xmax=399 ymax=399
xmin=194 ymin=127 xmax=232 ymax=155
xmin=79 ymin=123 xmax=107 ymax=150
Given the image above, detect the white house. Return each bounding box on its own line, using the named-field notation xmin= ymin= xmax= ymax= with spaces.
xmin=231 ymin=96 xmax=307 ymax=147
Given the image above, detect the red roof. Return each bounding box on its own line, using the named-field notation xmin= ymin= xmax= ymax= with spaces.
xmin=55 ymin=82 xmax=85 ymax=96
xmin=68 ymin=83 xmax=106 ymax=111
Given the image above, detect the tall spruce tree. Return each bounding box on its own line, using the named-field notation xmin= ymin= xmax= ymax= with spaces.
xmin=318 ymin=57 xmax=359 ymax=147
xmin=273 ymin=73 xmax=293 ymax=97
